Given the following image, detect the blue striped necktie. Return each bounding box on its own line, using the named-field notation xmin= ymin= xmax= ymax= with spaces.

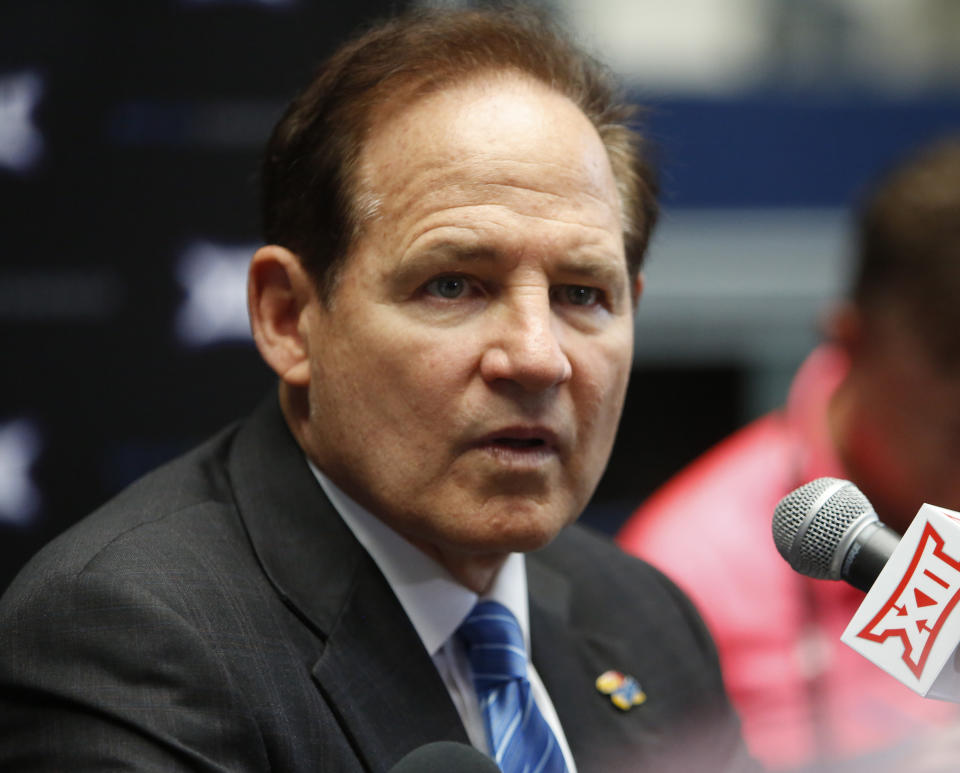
xmin=458 ymin=600 xmax=568 ymax=773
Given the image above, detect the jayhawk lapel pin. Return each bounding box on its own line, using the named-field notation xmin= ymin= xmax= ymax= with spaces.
xmin=595 ymin=670 xmax=646 ymax=711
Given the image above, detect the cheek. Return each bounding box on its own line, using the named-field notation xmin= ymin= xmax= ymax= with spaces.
xmin=849 ymin=417 xmax=904 ymax=476
xmin=582 ymin=334 xmax=633 ymax=400
xmin=341 ymin=322 xmax=474 ymax=436
xmin=572 ymin=342 xmax=632 ymax=440
xmin=392 ymin=335 xmax=477 ymax=419
xmin=908 ymin=432 xmax=960 ymax=509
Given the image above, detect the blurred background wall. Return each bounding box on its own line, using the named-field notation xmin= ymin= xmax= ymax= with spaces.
xmin=2 ymin=0 xmax=959 ymax=591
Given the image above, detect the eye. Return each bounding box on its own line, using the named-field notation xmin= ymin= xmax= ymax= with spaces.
xmin=425 ymin=275 xmax=469 ymax=299
xmin=555 ymin=285 xmax=602 ymax=307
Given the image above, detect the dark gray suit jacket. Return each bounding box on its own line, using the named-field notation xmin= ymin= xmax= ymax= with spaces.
xmin=0 ymin=394 xmax=754 ymax=771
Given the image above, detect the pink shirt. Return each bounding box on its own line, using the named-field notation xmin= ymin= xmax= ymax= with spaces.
xmin=617 ymin=345 xmax=956 ymax=769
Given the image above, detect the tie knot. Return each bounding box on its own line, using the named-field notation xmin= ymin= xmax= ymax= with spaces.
xmin=458 ymin=600 xmax=527 ymax=685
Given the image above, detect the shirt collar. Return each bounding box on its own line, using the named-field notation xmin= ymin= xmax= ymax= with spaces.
xmin=308 ymin=461 xmax=530 ymax=656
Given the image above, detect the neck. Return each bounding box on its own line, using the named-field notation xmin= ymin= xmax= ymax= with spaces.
xmin=407 ymin=537 xmax=509 ymax=594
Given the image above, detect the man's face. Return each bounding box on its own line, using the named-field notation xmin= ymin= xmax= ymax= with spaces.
xmin=296 ymin=75 xmax=638 ymax=570
xmin=842 ymin=317 xmax=960 ymax=532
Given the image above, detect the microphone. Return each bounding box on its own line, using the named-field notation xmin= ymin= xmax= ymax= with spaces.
xmin=772 ymin=477 xmax=901 ymax=592
xmin=388 ymin=742 xmax=501 ymax=773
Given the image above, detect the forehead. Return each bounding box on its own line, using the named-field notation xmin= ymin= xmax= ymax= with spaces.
xmin=353 ymin=74 xmax=622 ymax=239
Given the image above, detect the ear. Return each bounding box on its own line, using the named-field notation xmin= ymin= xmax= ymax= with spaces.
xmin=247 ymin=244 xmax=316 ymax=386
xmin=631 ymin=272 xmax=645 ymax=309
xmin=824 ymin=301 xmax=865 ymax=358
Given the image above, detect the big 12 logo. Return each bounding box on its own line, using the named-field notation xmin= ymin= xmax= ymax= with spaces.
xmin=857 ymin=520 xmax=960 ymax=679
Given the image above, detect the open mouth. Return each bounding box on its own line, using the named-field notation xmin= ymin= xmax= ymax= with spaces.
xmin=493 ymin=437 xmax=547 ymax=449
xmin=474 ymin=427 xmax=559 ymax=459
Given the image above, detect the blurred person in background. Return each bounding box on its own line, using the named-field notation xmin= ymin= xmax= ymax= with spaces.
xmin=617 ymin=136 xmax=960 ymax=771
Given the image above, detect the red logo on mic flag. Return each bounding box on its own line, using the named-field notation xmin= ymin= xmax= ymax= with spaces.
xmin=857 ymin=522 xmax=960 ymax=678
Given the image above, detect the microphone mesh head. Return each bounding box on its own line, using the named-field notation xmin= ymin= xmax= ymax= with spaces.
xmin=772 ymin=477 xmax=874 ymax=579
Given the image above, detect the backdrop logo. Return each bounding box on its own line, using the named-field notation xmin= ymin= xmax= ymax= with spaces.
xmin=175 ymin=241 xmax=254 ymax=346
xmin=857 ymin=522 xmax=960 ymax=678
xmin=0 ymin=419 xmax=42 ymax=525
xmin=0 ymin=71 xmax=44 ymax=174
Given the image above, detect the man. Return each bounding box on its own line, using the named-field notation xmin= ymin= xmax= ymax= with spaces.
xmin=618 ymin=137 xmax=960 ymax=771
xmin=0 ymin=7 xmax=751 ymax=772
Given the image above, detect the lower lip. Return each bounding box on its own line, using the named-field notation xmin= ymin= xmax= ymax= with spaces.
xmin=474 ymin=442 xmax=557 ymax=468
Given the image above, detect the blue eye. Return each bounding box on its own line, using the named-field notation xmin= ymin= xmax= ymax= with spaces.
xmin=426 ymin=276 xmax=467 ymax=299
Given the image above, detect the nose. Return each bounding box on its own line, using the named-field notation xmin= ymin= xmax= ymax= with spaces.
xmin=479 ymin=292 xmax=572 ymax=392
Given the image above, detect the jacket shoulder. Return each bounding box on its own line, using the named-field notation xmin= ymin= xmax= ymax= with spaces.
xmin=1 ymin=420 xmax=242 ymax=605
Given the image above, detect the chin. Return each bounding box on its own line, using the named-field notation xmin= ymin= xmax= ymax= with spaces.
xmin=457 ymin=511 xmax=574 ymax=556
xmin=407 ymin=489 xmax=583 ymax=556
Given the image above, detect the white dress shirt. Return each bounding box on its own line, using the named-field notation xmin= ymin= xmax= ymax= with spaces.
xmin=310 ymin=462 xmax=577 ymax=772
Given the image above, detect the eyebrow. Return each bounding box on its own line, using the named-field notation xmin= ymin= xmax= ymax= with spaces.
xmin=391 ymin=242 xmax=502 ymax=287
xmin=395 ymin=239 xmax=629 ymax=293
xmin=407 ymin=242 xmax=500 ymax=264
xmin=554 ymin=256 xmax=626 ymax=283
xmin=407 ymin=239 xmax=623 ymax=270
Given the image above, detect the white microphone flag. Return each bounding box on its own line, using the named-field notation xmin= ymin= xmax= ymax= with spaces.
xmin=843 ymin=503 xmax=960 ymax=701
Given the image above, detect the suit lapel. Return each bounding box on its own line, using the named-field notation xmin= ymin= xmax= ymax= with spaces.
xmin=229 ymin=394 xmax=469 ymax=771
xmin=311 ymin=558 xmax=470 ymax=771
xmin=527 ymin=553 xmax=663 ymax=773
xmin=229 ymin=393 xmax=359 ymax=632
